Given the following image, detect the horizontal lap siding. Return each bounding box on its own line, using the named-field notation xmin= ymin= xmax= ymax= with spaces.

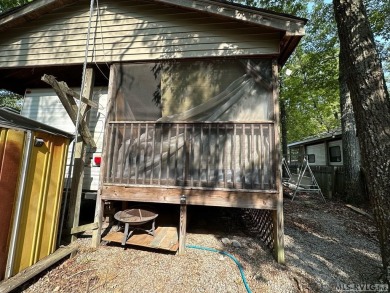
xmin=0 ymin=0 xmax=280 ymax=67
xmin=21 ymin=88 xmax=108 ymax=191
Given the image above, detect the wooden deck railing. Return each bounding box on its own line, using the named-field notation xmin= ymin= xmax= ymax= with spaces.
xmin=103 ymin=121 xmax=276 ymax=191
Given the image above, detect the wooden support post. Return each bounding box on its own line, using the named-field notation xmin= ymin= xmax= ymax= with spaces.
xmin=272 ymin=59 xmax=285 ymax=263
xmin=272 ymin=206 xmax=285 ymax=263
xmin=179 ymin=200 xmax=187 ymax=255
xmin=92 ymin=64 xmax=116 ymax=248
xmin=91 ymin=197 xmax=104 ymax=248
xmin=179 ymin=141 xmax=189 ymax=254
xmin=67 ymin=68 xmax=95 ymax=243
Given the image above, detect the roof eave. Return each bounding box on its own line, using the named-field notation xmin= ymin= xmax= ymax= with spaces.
xmin=156 ymin=0 xmax=306 ymax=36
xmin=288 ymin=131 xmax=343 ymax=148
xmin=0 ymin=0 xmax=306 ymax=36
xmin=0 ymin=0 xmax=78 ymax=32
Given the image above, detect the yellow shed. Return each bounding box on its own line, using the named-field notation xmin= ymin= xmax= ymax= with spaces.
xmin=0 ymin=108 xmax=73 ymax=280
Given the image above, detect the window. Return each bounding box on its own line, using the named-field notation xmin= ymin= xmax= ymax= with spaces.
xmin=307 ymin=154 xmax=315 ymax=163
xmin=329 ymin=146 xmax=342 ymax=162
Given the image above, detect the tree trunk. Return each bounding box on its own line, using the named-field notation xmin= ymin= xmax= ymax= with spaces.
xmin=333 ymin=0 xmax=390 ymax=284
xmin=338 ymin=55 xmax=365 ymax=204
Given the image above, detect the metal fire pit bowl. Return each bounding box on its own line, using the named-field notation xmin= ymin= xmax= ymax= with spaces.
xmin=114 ymin=207 xmax=158 ymax=245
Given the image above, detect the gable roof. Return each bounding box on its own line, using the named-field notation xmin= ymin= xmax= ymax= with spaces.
xmin=0 ymin=0 xmax=306 ymax=94
xmin=0 ymin=0 xmax=306 ymax=64
xmin=0 ymin=0 xmax=307 ymax=33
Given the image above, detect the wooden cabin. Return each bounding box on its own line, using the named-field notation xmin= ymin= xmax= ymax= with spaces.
xmin=0 ymin=0 xmax=306 ymax=263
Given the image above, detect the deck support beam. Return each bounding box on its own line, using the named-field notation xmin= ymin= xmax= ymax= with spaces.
xmin=272 ymin=205 xmax=284 ymax=263
xmin=101 ymin=185 xmax=278 ymax=209
xmin=179 ymin=196 xmax=187 ymax=255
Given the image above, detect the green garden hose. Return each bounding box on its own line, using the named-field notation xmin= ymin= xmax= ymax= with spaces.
xmin=186 ymin=244 xmax=252 ymax=293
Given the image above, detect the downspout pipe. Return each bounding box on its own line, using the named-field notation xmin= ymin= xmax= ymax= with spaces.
xmin=5 ymin=130 xmax=34 ymax=279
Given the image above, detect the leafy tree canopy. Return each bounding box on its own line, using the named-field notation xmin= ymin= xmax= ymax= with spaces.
xmin=233 ymin=0 xmax=388 ymax=142
xmin=0 ymin=0 xmax=30 ymax=13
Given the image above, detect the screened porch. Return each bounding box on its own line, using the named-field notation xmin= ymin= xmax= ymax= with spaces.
xmin=104 ymin=121 xmax=276 ymax=190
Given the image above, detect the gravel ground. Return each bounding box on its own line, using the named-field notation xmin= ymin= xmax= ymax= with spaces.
xmin=16 ymin=195 xmax=384 ymax=293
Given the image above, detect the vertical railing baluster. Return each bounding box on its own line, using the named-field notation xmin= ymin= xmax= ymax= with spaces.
xmin=150 ymin=123 xmax=156 ymax=185
xmin=269 ymin=123 xmax=274 ymax=188
xmin=127 ymin=123 xmax=134 ymax=184
xmin=251 ymin=123 xmax=255 ymax=189
xmin=142 ymin=123 xmax=149 ymax=184
xmin=232 ymin=124 xmax=236 ymax=189
xmin=106 ymin=124 xmax=113 ymax=183
xmin=166 ymin=124 xmax=172 ymax=185
xmin=158 ymin=123 xmax=163 ymax=185
xmin=256 ymin=124 xmax=262 ymax=189
xmin=223 ymin=124 xmax=228 ymax=188
xmin=112 ymin=123 xmax=120 ymax=182
xmin=260 ymin=124 xmax=265 ymax=189
xmin=242 ymin=123 xmax=246 ymax=187
xmin=198 ymin=124 xmax=203 ymax=187
xmin=119 ymin=123 xmax=127 ymax=184
xmin=207 ymin=124 xmax=211 ymax=186
xmin=190 ymin=124 xmax=195 ymax=187
xmin=183 ymin=124 xmax=187 ymax=187
xmin=174 ymin=123 xmax=180 ymax=183
xmin=135 ymin=123 xmax=141 ymax=184
xmin=214 ymin=124 xmax=220 ymax=186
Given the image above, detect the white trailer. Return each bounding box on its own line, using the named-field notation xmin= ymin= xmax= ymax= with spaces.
xmin=21 ymin=88 xmax=108 ymax=197
xmin=288 ymin=131 xmax=343 ymax=166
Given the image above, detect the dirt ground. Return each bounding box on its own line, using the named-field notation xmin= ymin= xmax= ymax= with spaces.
xmin=14 ymin=194 xmax=385 ymax=293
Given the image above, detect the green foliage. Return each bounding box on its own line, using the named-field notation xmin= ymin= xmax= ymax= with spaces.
xmin=283 ymin=0 xmax=340 ymax=142
xmin=366 ymin=0 xmax=390 ymax=80
xmin=234 ymin=0 xmax=389 ymax=143
xmin=236 ymin=0 xmax=340 ymax=142
xmin=0 ymin=90 xmax=23 ymax=111
xmin=0 ymin=0 xmax=31 ymax=13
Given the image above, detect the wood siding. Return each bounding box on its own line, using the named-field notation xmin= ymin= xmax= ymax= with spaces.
xmin=0 ymin=0 xmax=280 ymax=68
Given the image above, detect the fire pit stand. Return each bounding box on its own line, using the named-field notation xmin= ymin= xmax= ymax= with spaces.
xmin=114 ymin=207 xmax=159 ymax=246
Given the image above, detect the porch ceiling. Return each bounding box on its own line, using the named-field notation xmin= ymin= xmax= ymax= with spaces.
xmin=0 ymin=64 xmax=110 ymax=95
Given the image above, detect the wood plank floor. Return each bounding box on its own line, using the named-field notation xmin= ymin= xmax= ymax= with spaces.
xmin=103 ymin=226 xmax=179 ymax=252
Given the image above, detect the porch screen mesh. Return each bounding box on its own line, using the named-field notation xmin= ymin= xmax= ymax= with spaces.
xmin=106 ymin=59 xmax=276 ymax=189
xmin=110 ymin=59 xmax=273 ymax=122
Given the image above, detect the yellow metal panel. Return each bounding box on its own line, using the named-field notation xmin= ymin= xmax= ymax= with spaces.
xmin=12 ymin=132 xmax=70 ymax=274
xmin=0 ymin=127 xmax=25 ymax=280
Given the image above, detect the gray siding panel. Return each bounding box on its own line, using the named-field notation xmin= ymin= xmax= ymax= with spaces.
xmin=0 ymin=0 xmax=280 ymax=67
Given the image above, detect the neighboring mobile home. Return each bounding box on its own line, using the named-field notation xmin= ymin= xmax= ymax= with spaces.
xmin=0 ymin=0 xmax=306 ymax=263
xmin=288 ymin=130 xmax=344 ymax=166
xmin=287 ymin=130 xmax=349 ymax=198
